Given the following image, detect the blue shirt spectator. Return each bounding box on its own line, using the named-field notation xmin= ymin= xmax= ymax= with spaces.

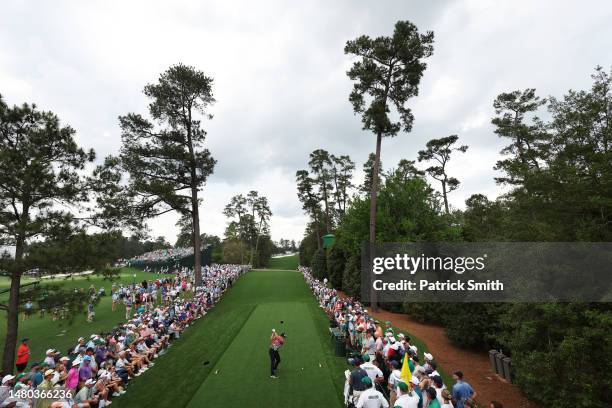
xmin=452 ymin=370 xmax=475 ymax=408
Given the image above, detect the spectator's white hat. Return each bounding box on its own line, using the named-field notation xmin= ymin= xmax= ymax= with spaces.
xmin=410 ymin=376 xmax=420 ymax=386
xmin=44 ymin=369 xmax=55 ymax=377
xmin=85 ymin=378 xmax=96 ymax=386
xmin=72 ymin=360 xmax=80 ymax=367
xmin=59 ymin=356 xmax=70 ymax=362
xmin=45 ymin=349 xmax=54 ymax=355
xmin=78 ymin=337 xmax=85 ymax=342
xmin=2 ymin=374 xmax=15 ymax=384
xmin=410 ymin=345 xmax=418 ymax=353
xmin=424 ymin=353 xmax=434 ymax=361
xmin=397 ymin=333 xmax=405 ymax=339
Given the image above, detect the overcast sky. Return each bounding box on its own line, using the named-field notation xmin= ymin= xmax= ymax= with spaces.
xmin=1 ymin=0 xmax=611 ymax=244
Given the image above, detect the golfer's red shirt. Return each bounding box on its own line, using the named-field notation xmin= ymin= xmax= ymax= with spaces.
xmin=16 ymin=343 xmax=30 ymax=364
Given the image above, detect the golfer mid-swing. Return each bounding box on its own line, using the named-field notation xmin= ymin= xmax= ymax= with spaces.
xmin=269 ymin=328 xmax=285 ymax=378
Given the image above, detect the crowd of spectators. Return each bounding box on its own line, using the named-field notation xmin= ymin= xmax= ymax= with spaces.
xmin=127 ymin=247 xmax=194 ymax=264
xmin=301 ymin=266 xmax=484 ymax=408
xmin=0 ymin=264 xmax=249 ymax=408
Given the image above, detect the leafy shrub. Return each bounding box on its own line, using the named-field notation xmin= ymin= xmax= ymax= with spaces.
xmin=311 ymin=248 xmax=327 ymax=280
xmin=501 ymin=303 xmax=612 ymax=408
xmin=326 ymin=244 xmax=347 ymax=289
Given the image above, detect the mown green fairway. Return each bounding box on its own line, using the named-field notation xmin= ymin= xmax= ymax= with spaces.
xmin=267 ymin=253 xmax=299 ymax=270
xmin=0 ymin=268 xmax=173 ymax=364
xmin=114 ymin=270 xmax=345 ymax=408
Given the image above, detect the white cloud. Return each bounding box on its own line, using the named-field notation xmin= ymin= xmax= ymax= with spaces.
xmin=1 ymin=0 xmax=611 ymax=244
xmin=461 ymin=111 xmax=488 ymax=132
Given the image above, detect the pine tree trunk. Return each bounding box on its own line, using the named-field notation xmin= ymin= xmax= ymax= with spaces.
xmin=314 ymin=216 xmax=321 ymax=250
xmin=191 ymin=190 xmax=203 ymax=288
xmin=323 ymin=188 xmax=331 ymax=233
xmin=185 ymin=108 xmax=202 ymax=288
xmin=2 ymin=236 xmax=24 ymax=373
xmin=253 ymin=235 xmax=260 ymax=268
xmin=442 ymin=180 xmax=449 ymax=214
xmin=251 ymin=218 xmax=263 ymax=267
xmin=369 ymin=132 xmax=382 ymax=312
xmin=240 ymin=238 xmax=244 ymax=265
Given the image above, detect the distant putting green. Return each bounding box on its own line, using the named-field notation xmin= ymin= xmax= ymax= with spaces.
xmin=267 ymin=253 xmax=299 ymax=270
xmin=114 ymin=270 xmax=346 ymax=408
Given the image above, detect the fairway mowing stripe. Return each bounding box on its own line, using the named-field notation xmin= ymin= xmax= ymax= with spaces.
xmin=182 ymin=302 xmax=258 ymax=406
xmin=186 ymin=299 xmax=342 ymax=407
xmin=188 ymin=271 xmax=343 ymax=408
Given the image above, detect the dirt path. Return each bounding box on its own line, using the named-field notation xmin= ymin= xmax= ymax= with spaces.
xmin=369 ymin=309 xmax=539 ymax=408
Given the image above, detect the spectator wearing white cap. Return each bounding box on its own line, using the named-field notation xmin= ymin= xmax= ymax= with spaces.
xmin=72 ymin=337 xmax=86 ymax=355
xmin=72 ymin=347 xmax=86 ymax=367
xmin=424 ymin=352 xmax=436 ymax=372
xmin=115 ymin=351 xmax=134 ymax=379
xmin=411 ymin=375 xmax=424 ymax=407
xmin=93 ymin=374 xmax=111 ymax=407
xmin=386 ymin=337 xmax=402 ymax=363
xmin=74 ymin=379 xmax=99 ymax=407
xmin=386 ymin=360 xmax=402 ymax=406
xmin=36 ymin=369 xmax=57 ymax=408
xmin=66 ymin=360 xmax=80 ymax=391
xmin=98 ymin=364 xmax=125 ymax=398
xmin=0 ymin=374 xmax=16 ymax=406
xmin=54 ymin=357 xmax=69 ymax=381
xmin=44 ymin=349 xmax=57 ymax=369
xmin=86 ymin=336 xmax=97 ymax=350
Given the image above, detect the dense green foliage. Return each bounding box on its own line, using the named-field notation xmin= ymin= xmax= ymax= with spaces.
xmin=310 ymin=248 xmax=327 ymax=280
xmin=300 ymin=67 xmax=612 ymax=408
xmin=0 ymin=94 xmax=100 ymax=371
xmin=296 ymin=149 xmax=356 ymax=248
xmin=298 ymin=220 xmax=325 ymax=267
xmin=326 ymin=244 xmax=347 ymax=289
xmin=222 ymin=191 xmax=273 ymax=267
xmin=501 ymin=303 xmax=612 ymax=407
